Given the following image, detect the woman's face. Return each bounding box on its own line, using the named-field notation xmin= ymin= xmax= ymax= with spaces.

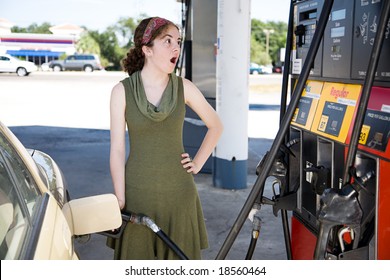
xmin=145 ymin=24 xmax=181 ymax=73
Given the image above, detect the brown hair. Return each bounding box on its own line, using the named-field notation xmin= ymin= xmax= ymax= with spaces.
xmin=122 ymin=17 xmax=178 ymax=76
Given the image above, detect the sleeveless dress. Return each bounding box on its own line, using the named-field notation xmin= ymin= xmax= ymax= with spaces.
xmin=111 ymin=71 xmax=208 ymax=260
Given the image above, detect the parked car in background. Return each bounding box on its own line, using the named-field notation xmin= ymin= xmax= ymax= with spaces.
xmin=0 ymin=54 xmax=37 ymax=76
xmin=272 ymin=65 xmax=283 ymax=73
xmin=48 ymin=54 xmax=104 ymax=72
xmin=40 ymin=62 xmax=50 ymax=72
xmin=0 ymin=121 xmax=121 ymax=259
xmin=249 ymin=62 xmax=273 ymax=75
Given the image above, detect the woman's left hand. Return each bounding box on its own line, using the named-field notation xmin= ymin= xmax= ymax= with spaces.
xmin=181 ymin=153 xmax=200 ymax=174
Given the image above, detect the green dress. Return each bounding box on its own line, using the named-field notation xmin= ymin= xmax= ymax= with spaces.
xmin=111 ymin=71 xmax=208 ymax=260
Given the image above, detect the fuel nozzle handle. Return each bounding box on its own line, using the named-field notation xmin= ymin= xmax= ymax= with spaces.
xmin=127 ymin=212 xmax=161 ymax=233
xmin=294 ymin=24 xmax=306 ymax=47
xmin=124 ymin=211 xmax=189 ymax=260
xmin=345 ymin=168 xmax=376 ymax=196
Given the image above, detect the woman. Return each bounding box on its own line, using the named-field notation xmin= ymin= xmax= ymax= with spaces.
xmin=109 ymin=17 xmax=223 ymax=259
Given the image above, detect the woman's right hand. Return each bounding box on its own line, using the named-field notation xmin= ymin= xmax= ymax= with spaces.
xmin=117 ymin=198 xmax=125 ymax=210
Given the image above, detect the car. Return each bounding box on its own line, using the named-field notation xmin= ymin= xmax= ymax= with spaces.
xmin=249 ymin=62 xmax=273 ymax=75
xmin=272 ymin=65 xmax=283 ymax=73
xmin=48 ymin=54 xmax=104 ymax=72
xmin=40 ymin=62 xmax=50 ymax=72
xmin=0 ymin=54 xmax=38 ymax=76
xmin=0 ymin=120 xmax=121 ymax=259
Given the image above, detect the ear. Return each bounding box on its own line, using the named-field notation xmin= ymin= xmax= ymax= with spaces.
xmin=142 ymin=45 xmax=152 ymax=57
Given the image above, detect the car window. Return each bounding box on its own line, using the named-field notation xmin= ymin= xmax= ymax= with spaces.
xmin=0 ymin=56 xmax=10 ymax=62
xmin=0 ymin=133 xmax=41 ymax=259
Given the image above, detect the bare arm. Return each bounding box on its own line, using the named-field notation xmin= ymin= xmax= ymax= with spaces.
xmin=110 ymin=82 xmax=126 ymax=209
xmin=181 ymin=78 xmax=223 ymax=174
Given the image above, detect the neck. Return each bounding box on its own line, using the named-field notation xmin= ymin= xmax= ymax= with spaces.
xmin=141 ymin=65 xmax=169 ymax=88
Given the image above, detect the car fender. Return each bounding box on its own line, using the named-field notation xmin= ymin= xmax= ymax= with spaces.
xmin=33 ymin=194 xmax=74 ymax=259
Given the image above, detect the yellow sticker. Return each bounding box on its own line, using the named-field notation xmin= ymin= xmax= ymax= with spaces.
xmin=291 ymin=80 xmax=324 ymax=130
xmin=318 ymin=115 xmax=329 ymax=132
xmin=311 ymin=82 xmax=362 ymax=143
xmin=359 ymin=124 xmax=371 ymax=145
xmin=292 ymin=109 xmax=299 ymax=122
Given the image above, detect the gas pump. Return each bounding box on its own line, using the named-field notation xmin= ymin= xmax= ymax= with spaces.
xmin=289 ymin=0 xmax=390 ymax=260
xmin=217 ymin=0 xmax=390 ymax=260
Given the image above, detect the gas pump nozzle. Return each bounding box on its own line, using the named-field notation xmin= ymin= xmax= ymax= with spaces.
xmin=312 ymin=165 xmax=376 ymax=261
xmin=314 ymin=187 xmax=363 ymax=260
xmin=304 ymin=165 xmax=331 ymax=195
xmin=245 ymin=139 xmax=299 ymax=260
xmin=252 ymin=139 xmax=299 ymax=217
xmin=100 ymin=211 xmax=189 ymax=260
xmin=348 ymin=167 xmax=375 ymax=197
xmin=294 ymin=24 xmax=306 ymax=47
xmin=269 ymin=139 xmax=300 ymax=216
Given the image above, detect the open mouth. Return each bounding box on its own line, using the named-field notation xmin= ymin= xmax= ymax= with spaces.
xmin=170 ymin=57 xmax=177 ymax=64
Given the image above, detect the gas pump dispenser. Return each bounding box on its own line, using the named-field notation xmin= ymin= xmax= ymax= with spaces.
xmin=289 ymin=0 xmax=390 ymax=260
xmin=217 ymin=0 xmax=390 ymax=261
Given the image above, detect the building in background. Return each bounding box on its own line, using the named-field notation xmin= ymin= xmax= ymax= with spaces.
xmin=0 ymin=18 xmax=83 ymax=68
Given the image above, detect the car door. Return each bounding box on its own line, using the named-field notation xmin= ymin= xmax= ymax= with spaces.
xmin=0 ymin=133 xmax=74 ymax=260
xmin=75 ymin=55 xmax=87 ymax=70
xmin=0 ymin=56 xmax=15 ymax=72
xmin=63 ymin=55 xmax=78 ymax=70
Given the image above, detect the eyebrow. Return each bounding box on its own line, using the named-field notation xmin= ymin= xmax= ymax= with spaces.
xmin=161 ymin=34 xmax=182 ymax=40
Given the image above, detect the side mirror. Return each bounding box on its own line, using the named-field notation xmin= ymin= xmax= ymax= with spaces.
xmin=63 ymin=194 xmax=122 ymax=236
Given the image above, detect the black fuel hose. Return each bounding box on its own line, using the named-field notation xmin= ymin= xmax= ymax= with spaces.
xmin=128 ymin=212 xmax=189 ymax=260
xmin=245 ymin=216 xmax=261 ymax=260
xmin=156 ymin=230 xmax=189 ymax=260
xmin=99 ymin=211 xmax=189 ymax=260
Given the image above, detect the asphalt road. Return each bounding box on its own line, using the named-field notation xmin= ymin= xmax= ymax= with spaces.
xmin=1 ymin=71 xmax=286 ymax=260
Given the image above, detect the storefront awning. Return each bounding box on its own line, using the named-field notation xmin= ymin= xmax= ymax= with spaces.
xmin=6 ymin=50 xmax=64 ymax=57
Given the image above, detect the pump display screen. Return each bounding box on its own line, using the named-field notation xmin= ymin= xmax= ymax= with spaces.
xmin=331 ymin=9 xmax=346 ymax=21
xmin=331 ymin=26 xmax=345 ymax=38
xmin=299 ymin=9 xmax=317 ymax=20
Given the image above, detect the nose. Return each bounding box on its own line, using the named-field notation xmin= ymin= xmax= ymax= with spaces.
xmin=173 ymin=41 xmax=181 ymax=51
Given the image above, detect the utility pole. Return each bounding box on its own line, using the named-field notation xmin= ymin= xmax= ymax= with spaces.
xmin=263 ymin=28 xmax=274 ymax=55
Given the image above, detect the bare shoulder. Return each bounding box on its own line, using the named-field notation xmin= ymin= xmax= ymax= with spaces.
xmin=111 ymin=82 xmax=125 ymax=101
xmin=182 ymin=77 xmax=198 ymax=92
xmin=110 ymin=81 xmax=126 ymax=111
xmin=182 ymin=77 xmax=203 ymax=104
xmin=111 ymin=81 xmax=125 ymax=95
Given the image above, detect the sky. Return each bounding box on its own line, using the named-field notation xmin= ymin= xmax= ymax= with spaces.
xmin=1 ymin=0 xmax=290 ymax=31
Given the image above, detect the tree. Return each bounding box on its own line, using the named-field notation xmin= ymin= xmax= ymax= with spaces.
xmin=250 ymin=34 xmax=268 ymax=65
xmin=250 ymin=19 xmax=287 ymax=66
xmin=76 ymin=33 xmax=100 ymax=54
xmin=115 ymin=16 xmax=139 ymax=49
xmin=11 ymin=22 xmax=52 ymax=34
xmin=89 ymin=27 xmax=126 ymax=70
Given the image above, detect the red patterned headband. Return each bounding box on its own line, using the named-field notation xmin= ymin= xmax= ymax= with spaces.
xmin=142 ymin=17 xmax=170 ymax=45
